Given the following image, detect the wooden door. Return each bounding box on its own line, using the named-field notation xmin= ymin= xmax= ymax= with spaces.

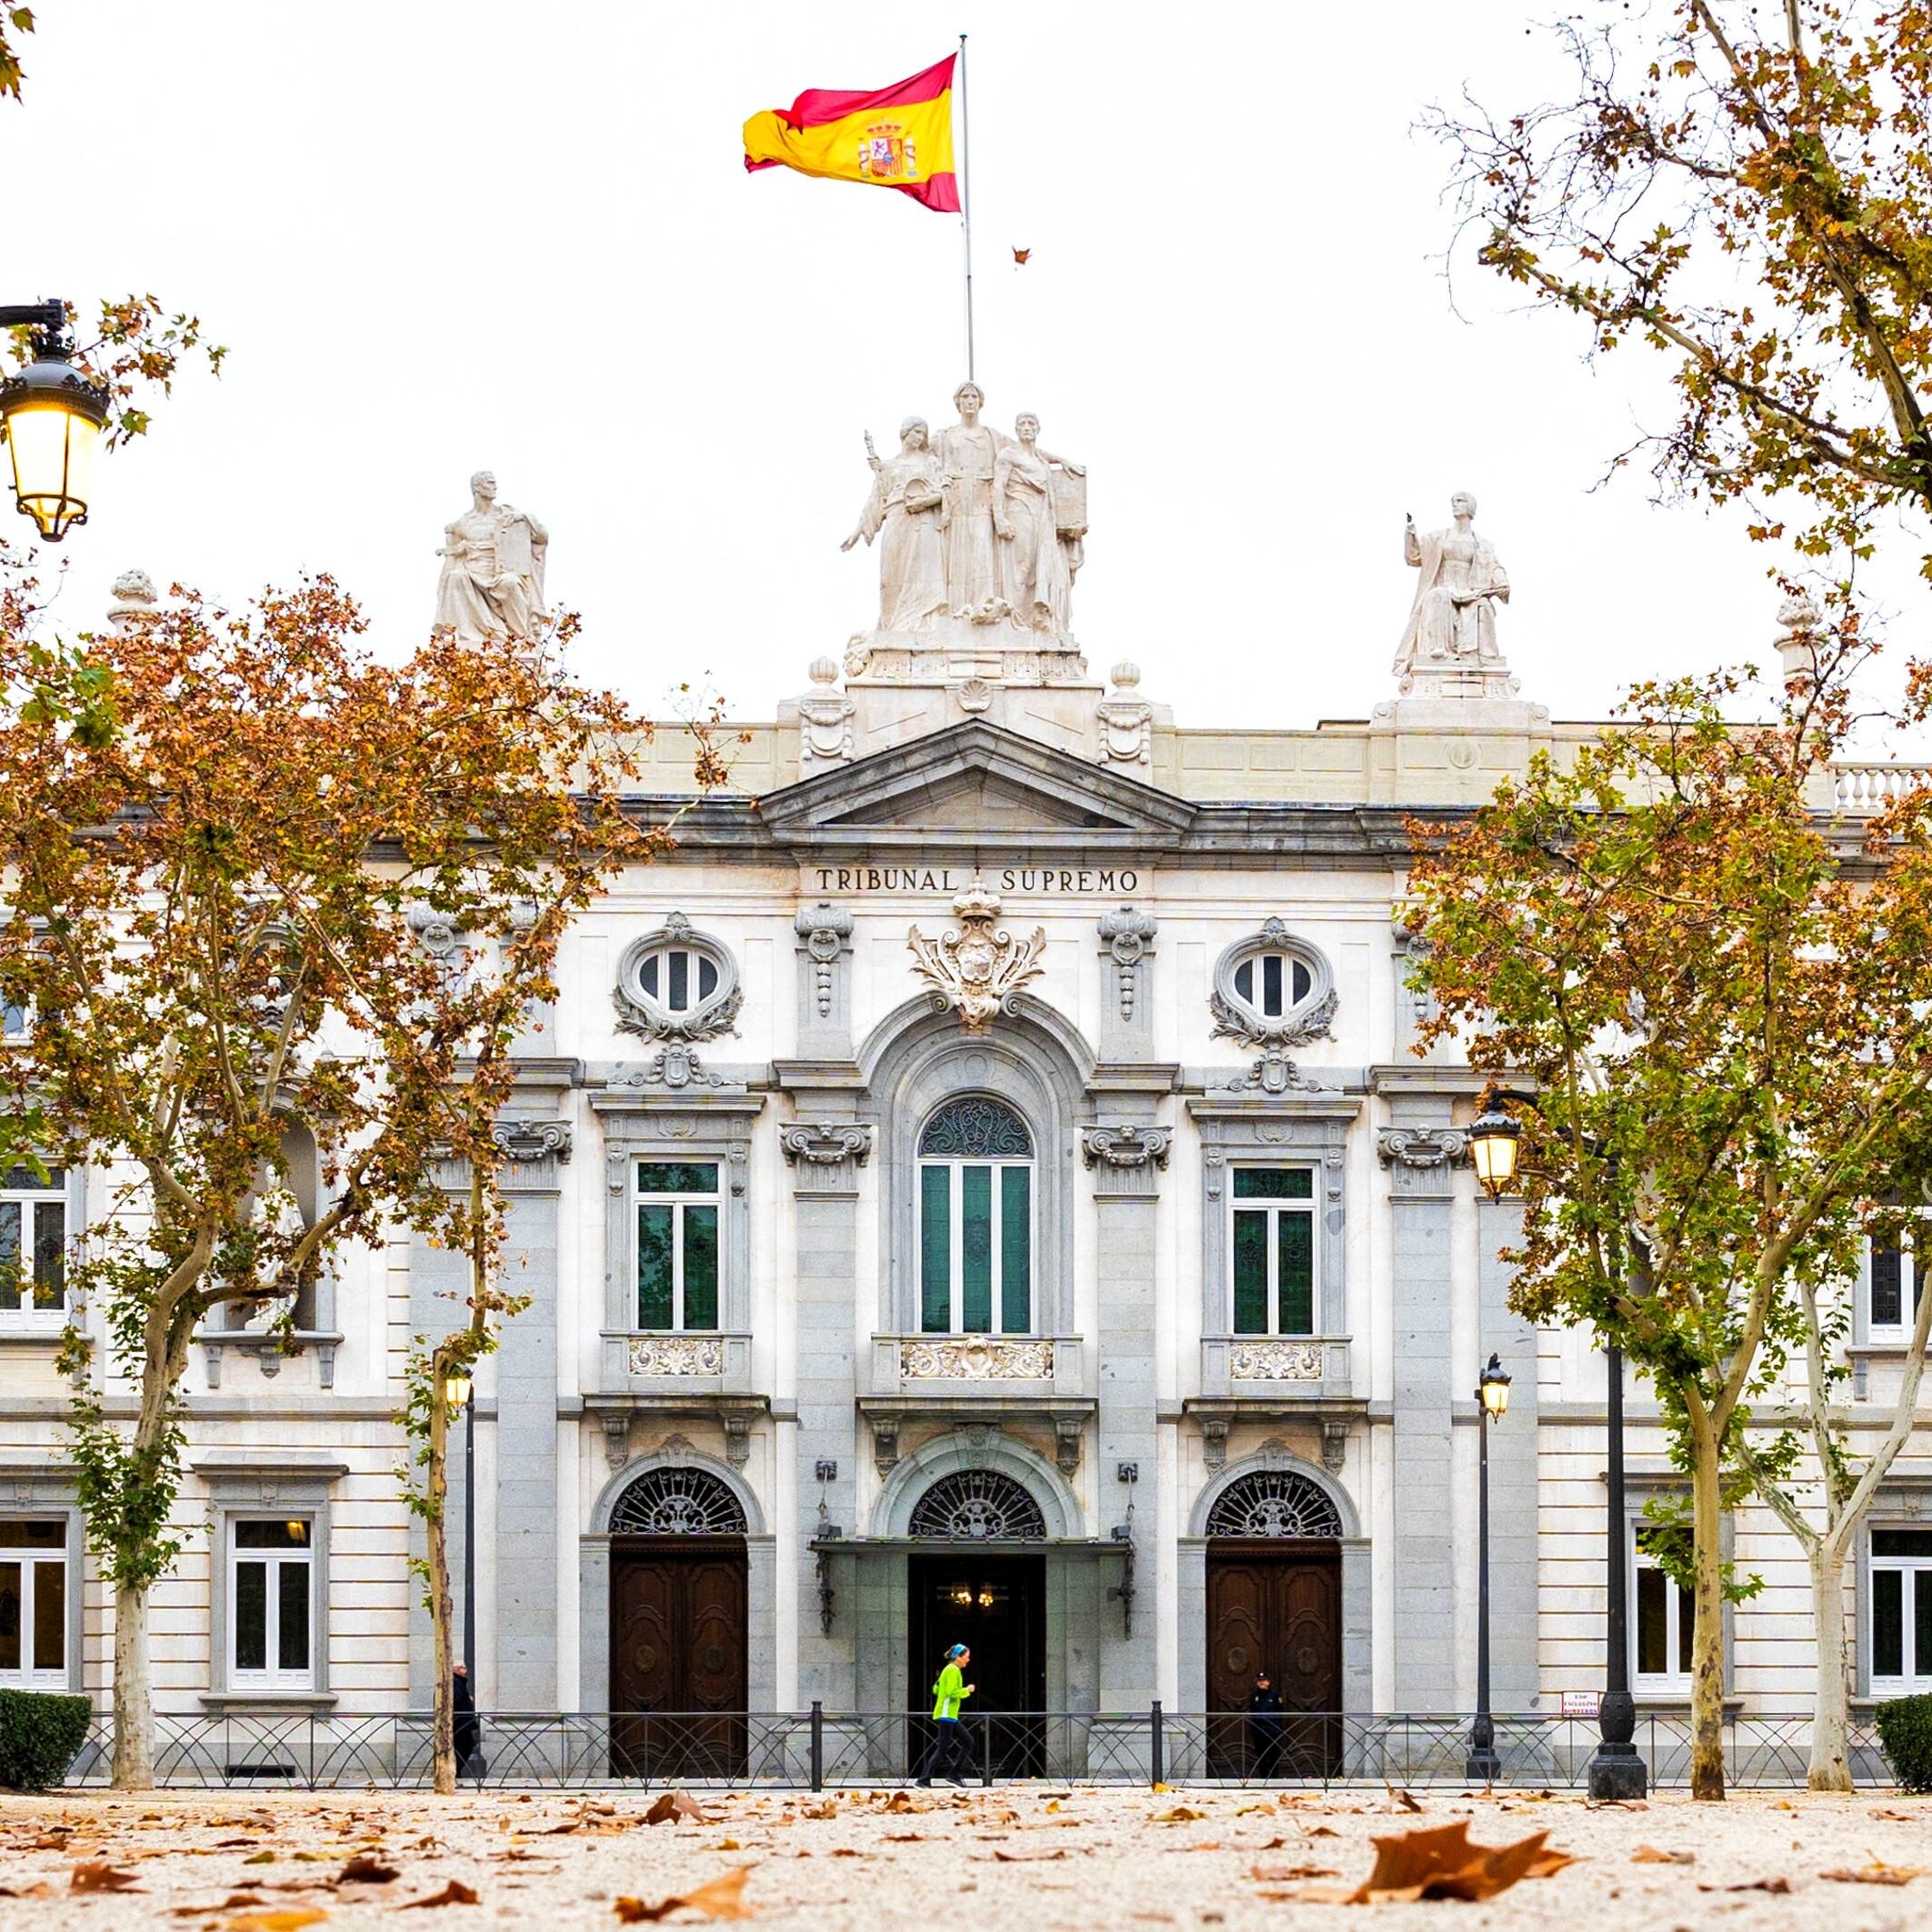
xmin=610 ymin=1537 xmax=746 ymax=1777
xmin=1206 ymin=1542 xmax=1341 ymax=1777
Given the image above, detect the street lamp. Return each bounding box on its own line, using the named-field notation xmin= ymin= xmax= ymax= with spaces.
xmin=1467 ymin=1087 xmax=1647 ymax=1800
xmin=1467 ymin=1353 xmax=1511 ymax=1785
xmin=0 ymin=301 xmax=108 ymax=541
xmin=441 ymin=1366 xmax=478 ymax=1739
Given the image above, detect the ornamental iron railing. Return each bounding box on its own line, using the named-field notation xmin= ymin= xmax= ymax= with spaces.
xmin=55 ymin=1707 xmax=1896 ymax=1791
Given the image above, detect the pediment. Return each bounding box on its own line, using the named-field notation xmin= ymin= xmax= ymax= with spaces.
xmin=758 ymin=720 xmax=1196 ymax=845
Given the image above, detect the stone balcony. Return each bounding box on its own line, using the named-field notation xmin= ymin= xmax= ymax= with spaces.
xmin=860 ymin=1333 xmax=1094 ymax=1477
xmin=596 ymin=1328 xmax=756 ymax=1396
xmin=1198 ymin=1333 xmax=1352 ymax=1402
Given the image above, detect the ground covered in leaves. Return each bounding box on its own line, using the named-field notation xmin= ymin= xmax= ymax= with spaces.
xmin=2 ymin=1784 xmax=1929 ymax=1929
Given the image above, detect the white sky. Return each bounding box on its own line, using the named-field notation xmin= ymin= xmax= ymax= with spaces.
xmin=11 ymin=0 xmax=1925 ymax=740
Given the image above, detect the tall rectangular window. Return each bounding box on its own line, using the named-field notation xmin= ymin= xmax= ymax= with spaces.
xmin=0 ymin=1166 xmax=65 ymax=1329
xmin=1229 ymin=1168 xmax=1316 ymax=1336
xmin=230 ymin=1518 xmax=312 ymax=1688
xmin=1871 ymin=1528 xmax=1932 ymax=1690
xmin=634 ymin=1162 xmax=720 ymax=1331
xmin=1632 ymin=1525 xmax=1695 ymax=1692
xmin=0 ymin=1518 xmax=66 ymax=1688
xmin=1867 ymin=1237 xmax=1925 ymax=1339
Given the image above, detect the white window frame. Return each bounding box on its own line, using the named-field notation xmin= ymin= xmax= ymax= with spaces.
xmin=1230 ymin=948 xmax=1313 ymax=1024
xmin=1226 ymin=1165 xmax=1320 ymax=1337
xmin=0 ymin=1517 xmax=67 ymax=1690
xmin=632 ymin=1160 xmax=722 ymax=1332
xmin=1868 ymin=1526 xmax=1932 ymax=1694
xmin=1631 ymin=1523 xmax=1695 ymax=1695
xmin=1866 ymin=1224 xmax=1929 ymax=1344
xmin=0 ymin=1165 xmax=67 ymax=1332
xmin=916 ymin=1136 xmax=1035 ymax=1336
xmin=636 ymin=943 xmax=717 ymax=1017
xmin=227 ymin=1517 xmax=315 ymax=1692
xmin=0 ymin=998 xmax=29 ymax=1041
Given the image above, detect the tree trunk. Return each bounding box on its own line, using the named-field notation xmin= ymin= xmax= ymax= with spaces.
xmin=1807 ymin=1538 xmax=1853 ymax=1791
xmin=427 ymin=1376 xmax=455 ymax=1796
xmin=110 ymin=1578 xmax=153 ymax=1790
xmin=1689 ymin=1422 xmax=1727 ymax=1801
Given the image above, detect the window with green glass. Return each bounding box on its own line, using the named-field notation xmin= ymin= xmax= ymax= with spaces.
xmin=1229 ymin=1167 xmax=1316 ymax=1336
xmin=916 ymin=1097 xmax=1034 ymax=1335
xmin=635 ymin=1161 xmax=720 ymax=1331
xmin=1871 ymin=1527 xmax=1932 ymax=1689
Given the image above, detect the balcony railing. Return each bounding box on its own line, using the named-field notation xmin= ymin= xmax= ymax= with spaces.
xmin=869 ymin=1332 xmax=1084 ymax=1396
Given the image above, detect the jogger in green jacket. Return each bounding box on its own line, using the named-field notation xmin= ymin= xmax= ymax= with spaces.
xmin=916 ymin=1643 xmax=976 ymax=1785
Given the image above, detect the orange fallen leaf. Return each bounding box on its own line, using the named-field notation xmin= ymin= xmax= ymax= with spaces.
xmin=1308 ymin=1820 xmax=1574 ymax=1906
xmin=1151 ymin=1805 xmax=1207 ymax=1822
xmin=0 ymin=1883 xmax=54 ymax=1899
xmin=1387 ymin=1787 xmax=1424 ymax=1814
xmin=1820 ymin=1860 xmax=1924 ymax=1886
xmin=72 ymin=1862 xmax=144 ymax=1893
xmin=614 ymin=1866 xmax=754 ymax=1921
xmin=992 ymin=1847 xmax=1066 ymax=1862
xmin=1251 ymin=1863 xmax=1340 ymax=1880
xmin=225 ymin=1912 xmax=330 ymax=1932
xmin=399 ymin=1879 xmax=481 ymax=1907
xmin=1631 ymin=1844 xmax=1695 ymax=1865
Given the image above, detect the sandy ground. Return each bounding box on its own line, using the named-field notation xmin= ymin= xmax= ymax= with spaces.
xmin=3 ymin=1785 xmax=1932 ymax=1930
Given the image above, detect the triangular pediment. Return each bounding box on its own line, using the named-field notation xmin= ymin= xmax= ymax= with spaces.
xmin=758 ymin=720 xmax=1196 ymax=846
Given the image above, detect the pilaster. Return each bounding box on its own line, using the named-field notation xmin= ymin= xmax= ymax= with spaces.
xmin=1479 ymin=1195 xmax=1538 ymax=1709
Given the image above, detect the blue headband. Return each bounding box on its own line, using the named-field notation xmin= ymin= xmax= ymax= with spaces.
xmin=947 ymin=1644 xmax=966 ymax=1657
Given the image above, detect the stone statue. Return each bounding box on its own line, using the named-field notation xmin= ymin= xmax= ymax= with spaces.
xmin=434 ymin=470 xmax=549 ymax=644
xmin=935 ymin=380 xmax=1010 ymax=616
xmin=994 ymin=413 xmax=1084 ymax=635
xmin=1393 ymin=492 xmax=1509 ymax=687
xmin=841 ymin=417 xmax=949 ymax=634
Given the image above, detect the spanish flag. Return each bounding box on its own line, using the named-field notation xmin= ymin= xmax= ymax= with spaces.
xmin=743 ymin=54 xmax=960 ymax=214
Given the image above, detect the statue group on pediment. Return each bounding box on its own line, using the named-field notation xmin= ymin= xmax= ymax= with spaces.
xmin=843 ymin=382 xmax=1086 ymax=639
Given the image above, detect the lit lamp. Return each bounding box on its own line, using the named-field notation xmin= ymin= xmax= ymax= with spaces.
xmin=1478 ymin=1354 xmax=1512 ymax=1420
xmin=442 ymin=1366 xmax=473 ymax=1412
xmin=1468 ymin=1097 xmax=1523 ymax=1202
xmin=0 ymin=302 xmax=108 ymax=542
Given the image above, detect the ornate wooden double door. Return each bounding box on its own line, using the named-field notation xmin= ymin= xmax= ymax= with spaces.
xmin=1206 ymin=1541 xmax=1343 ymax=1777
xmin=609 ymin=1536 xmax=747 ymax=1777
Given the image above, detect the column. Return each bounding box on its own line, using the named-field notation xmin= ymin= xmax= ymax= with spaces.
xmin=1377 ymin=1118 xmax=1465 ymax=1710
xmin=1479 ymin=1195 xmax=1538 ymax=1710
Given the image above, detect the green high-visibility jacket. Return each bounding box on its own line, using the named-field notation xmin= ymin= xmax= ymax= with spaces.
xmin=931 ymin=1662 xmax=972 ymax=1721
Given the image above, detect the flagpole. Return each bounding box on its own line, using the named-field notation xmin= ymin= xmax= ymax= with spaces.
xmin=957 ymin=30 xmax=975 ymax=383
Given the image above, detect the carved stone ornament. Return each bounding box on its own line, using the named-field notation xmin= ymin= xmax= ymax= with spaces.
xmin=492 ymin=1118 xmax=572 ymax=1164
xmin=1097 ymin=905 xmax=1157 ymax=1024
xmin=1054 ymin=1416 xmax=1083 ymax=1476
xmin=1376 ymin=1126 xmax=1470 ymax=1168
xmin=899 ymin=1336 xmax=1055 ymax=1381
xmin=1215 ymin=1048 xmax=1332 ymax=1096
xmin=627 ymin=1335 xmax=725 ymax=1376
xmin=1079 ymin=1124 xmax=1173 ymax=1171
xmin=795 ymin=902 xmax=854 ymax=1019
xmin=600 ymin=1412 xmax=632 ymax=1470
xmin=869 ymin=1412 xmax=902 ymax=1474
xmin=1096 ymin=661 xmax=1154 ymax=768
xmin=1321 ymin=1419 xmax=1350 ymax=1473
xmin=907 ymin=878 xmax=1046 ymax=1033
xmin=1200 ymin=1416 xmax=1230 ymax=1473
xmin=781 ymin=1122 xmax=874 ymax=1166
xmin=613 ymin=913 xmax=743 ymax=1045
xmin=1229 ymin=1339 xmax=1325 ymax=1382
xmin=405 ymin=902 xmax=465 ymax=962
xmin=797 ymin=656 xmax=856 ymax=773
xmin=609 ymin=1045 xmax=728 ymax=1091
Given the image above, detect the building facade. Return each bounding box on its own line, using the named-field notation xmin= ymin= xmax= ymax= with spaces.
xmin=4 ymin=501 xmax=1930 ymax=1775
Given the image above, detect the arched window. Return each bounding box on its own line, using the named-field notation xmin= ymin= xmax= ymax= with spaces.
xmin=609 ymin=1465 xmax=748 ymax=1537
xmin=908 ymin=1470 xmax=1047 ymax=1541
xmin=1205 ymin=1470 xmax=1343 ymax=1539
xmin=917 ymin=1096 xmax=1034 ymax=1335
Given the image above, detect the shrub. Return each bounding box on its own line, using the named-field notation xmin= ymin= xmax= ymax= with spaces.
xmin=1876 ymin=1693 xmax=1932 ymax=1794
xmin=0 ymin=1687 xmax=90 ymax=1790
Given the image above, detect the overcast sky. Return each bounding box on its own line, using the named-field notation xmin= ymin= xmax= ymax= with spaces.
xmin=11 ymin=1 xmax=1922 ymax=741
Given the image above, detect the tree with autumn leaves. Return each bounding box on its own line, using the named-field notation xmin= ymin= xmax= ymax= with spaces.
xmin=1406 ymin=636 xmax=1932 ymax=1800
xmin=0 ymin=567 xmax=702 ymax=1790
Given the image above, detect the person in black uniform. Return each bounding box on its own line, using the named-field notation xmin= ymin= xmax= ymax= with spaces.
xmin=1246 ymin=1669 xmax=1285 ymax=1779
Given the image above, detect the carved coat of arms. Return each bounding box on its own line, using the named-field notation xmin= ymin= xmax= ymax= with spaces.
xmin=907 ymin=879 xmax=1046 ymax=1033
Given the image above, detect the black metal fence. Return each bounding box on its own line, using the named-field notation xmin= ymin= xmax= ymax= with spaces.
xmin=58 ymin=1706 xmax=1896 ymax=1791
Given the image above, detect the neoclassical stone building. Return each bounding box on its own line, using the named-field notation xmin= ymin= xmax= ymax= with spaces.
xmin=4 ymin=490 xmax=1930 ymax=1776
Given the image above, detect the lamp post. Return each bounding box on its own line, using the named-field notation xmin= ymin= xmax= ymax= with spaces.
xmin=1467 ymin=1352 xmax=1511 ymax=1784
xmin=1468 ymin=1091 xmax=1647 ymax=1800
xmin=0 ymin=301 xmax=108 ymax=540
xmin=441 ymin=1366 xmax=477 ymax=1694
